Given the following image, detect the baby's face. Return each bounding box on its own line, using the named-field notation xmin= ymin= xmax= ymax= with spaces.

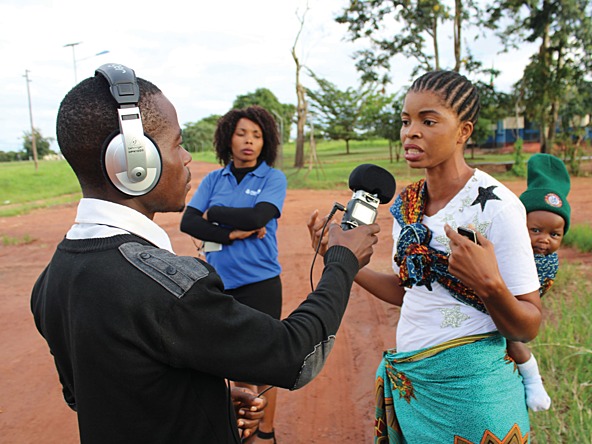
xmin=526 ymin=210 xmax=565 ymax=255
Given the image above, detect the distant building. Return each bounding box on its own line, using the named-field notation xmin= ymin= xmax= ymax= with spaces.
xmin=483 ymin=115 xmax=592 ymax=148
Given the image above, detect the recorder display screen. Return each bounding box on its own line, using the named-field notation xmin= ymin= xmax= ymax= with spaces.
xmin=352 ymin=202 xmax=376 ymax=225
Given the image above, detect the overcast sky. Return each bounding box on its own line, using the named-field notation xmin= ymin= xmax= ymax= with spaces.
xmin=0 ymin=0 xmax=538 ymax=153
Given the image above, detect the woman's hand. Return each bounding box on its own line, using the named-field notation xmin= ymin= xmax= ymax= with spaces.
xmin=307 ymin=209 xmax=331 ymax=256
xmin=445 ymin=224 xmax=503 ymax=295
xmin=229 ymin=228 xmax=264 ymax=241
xmin=445 ymin=224 xmax=542 ymax=342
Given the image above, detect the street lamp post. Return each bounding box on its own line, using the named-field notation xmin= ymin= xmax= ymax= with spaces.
xmin=64 ymin=43 xmax=109 ymax=85
xmin=63 ymin=41 xmax=81 ymax=84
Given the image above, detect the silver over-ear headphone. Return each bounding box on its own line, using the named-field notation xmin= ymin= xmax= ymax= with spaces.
xmin=96 ymin=63 xmax=162 ymax=196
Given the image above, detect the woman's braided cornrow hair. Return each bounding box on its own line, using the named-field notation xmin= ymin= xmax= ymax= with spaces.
xmin=409 ymin=71 xmax=481 ymax=125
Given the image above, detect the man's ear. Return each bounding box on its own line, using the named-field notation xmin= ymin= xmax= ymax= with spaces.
xmin=458 ymin=121 xmax=474 ymax=145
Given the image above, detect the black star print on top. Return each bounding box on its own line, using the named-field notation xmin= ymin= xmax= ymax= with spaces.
xmin=471 ymin=185 xmax=501 ymax=211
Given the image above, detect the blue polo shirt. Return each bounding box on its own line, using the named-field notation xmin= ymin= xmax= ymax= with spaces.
xmin=187 ymin=161 xmax=287 ymax=290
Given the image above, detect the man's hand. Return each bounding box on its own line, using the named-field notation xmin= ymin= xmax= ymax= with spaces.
xmin=308 ymin=209 xmax=380 ymax=268
xmin=231 ymin=387 xmax=268 ymax=440
xmin=327 ymin=221 xmax=380 ymax=269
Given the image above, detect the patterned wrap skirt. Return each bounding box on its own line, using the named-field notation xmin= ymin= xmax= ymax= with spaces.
xmin=374 ymin=333 xmax=530 ymax=444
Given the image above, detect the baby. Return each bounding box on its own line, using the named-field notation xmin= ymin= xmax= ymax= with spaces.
xmin=509 ymin=153 xmax=571 ymax=411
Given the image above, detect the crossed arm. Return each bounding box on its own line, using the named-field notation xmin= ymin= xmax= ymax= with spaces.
xmin=180 ymin=203 xmax=278 ymax=245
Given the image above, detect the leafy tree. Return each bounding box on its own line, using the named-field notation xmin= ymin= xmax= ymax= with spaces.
xmin=0 ymin=151 xmax=23 ymax=162
xmin=182 ymin=115 xmax=220 ymax=153
xmin=557 ymin=76 xmax=592 ymax=145
xmin=305 ymin=71 xmax=376 ymax=154
xmin=556 ymin=77 xmax=592 ymax=175
xmin=336 ymin=0 xmax=483 ymax=85
xmin=487 ymin=0 xmax=592 ymax=153
xmin=359 ymin=92 xmax=404 ymax=162
xmin=472 ymin=81 xmax=513 ymax=146
xmin=22 ymin=128 xmax=54 ymax=159
xmin=233 ymin=88 xmax=296 ymax=145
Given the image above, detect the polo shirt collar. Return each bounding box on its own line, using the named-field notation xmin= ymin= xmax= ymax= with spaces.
xmin=223 ymin=161 xmax=270 ymax=178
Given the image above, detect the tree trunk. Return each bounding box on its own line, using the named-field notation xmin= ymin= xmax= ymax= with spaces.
xmin=538 ymin=2 xmax=551 ymax=154
xmin=389 ymin=140 xmax=393 ymax=163
xmin=292 ymin=4 xmax=309 ymax=169
xmin=294 ymin=70 xmax=307 ymax=168
xmin=453 ymin=0 xmax=462 ymax=72
xmin=546 ymin=99 xmax=559 ymax=153
xmin=539 ymin=119 xmax=548 ymax=154
xmin=546 ymin=41 xmax=565 ymax=154
xmin=295 ymin=80 xmax=307 ymax=168
xmin=432 ymin=17 xmax=440 ymax=70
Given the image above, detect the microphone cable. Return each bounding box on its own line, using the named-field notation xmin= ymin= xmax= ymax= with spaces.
xmin=310 ymin=202 xmax=345 ymax=292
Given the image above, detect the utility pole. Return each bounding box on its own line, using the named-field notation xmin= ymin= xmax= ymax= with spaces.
xmin=23 ymin=69 xmax=38 ymax=171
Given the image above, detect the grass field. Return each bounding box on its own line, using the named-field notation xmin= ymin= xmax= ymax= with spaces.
xmin=529 ymin=263 xmax=592 ymax=443
xmin=0 ymin=159 xmax=80 ymax=217
xmin=195 ymin=138 xmax=524 ymax=190
xmin=1 ymin=139 xmax=522 ymax=217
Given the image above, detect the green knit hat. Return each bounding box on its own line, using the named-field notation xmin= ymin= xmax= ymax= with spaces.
xmin=519 ymin=153 xmax=571 ymax=233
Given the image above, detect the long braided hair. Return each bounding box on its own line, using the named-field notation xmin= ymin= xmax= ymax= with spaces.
xmin=409 ymin=70 xmax=480 ymax=124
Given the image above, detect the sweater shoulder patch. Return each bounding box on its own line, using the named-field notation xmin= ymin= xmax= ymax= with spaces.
xmin=119 ymin=242 xmax=209 ymax=298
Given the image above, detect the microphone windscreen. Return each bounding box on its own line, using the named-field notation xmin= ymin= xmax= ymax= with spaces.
xmin=348 ymin=164 xmax=397 ymax=204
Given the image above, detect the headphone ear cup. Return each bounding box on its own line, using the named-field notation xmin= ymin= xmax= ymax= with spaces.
xmin=103 ymin=132 xmax=162 ymax=196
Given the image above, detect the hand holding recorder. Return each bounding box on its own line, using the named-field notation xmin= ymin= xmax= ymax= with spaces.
xmin=328 ymin=222 xmax=380 ymax=269
xmin=445 ymin=224 xmax=505 ymax=298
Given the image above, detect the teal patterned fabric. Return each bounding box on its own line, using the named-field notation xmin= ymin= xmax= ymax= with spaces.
xmin=374 ymin=334 xmax=531 ymax=443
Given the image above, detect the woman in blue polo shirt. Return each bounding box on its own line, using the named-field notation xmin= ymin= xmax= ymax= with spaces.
xmin=180 ymin=105 xmax=286 ymax=444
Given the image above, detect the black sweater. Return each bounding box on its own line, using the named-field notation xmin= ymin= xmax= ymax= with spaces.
xmin=31 ymin=234 xmax=358 ymax=443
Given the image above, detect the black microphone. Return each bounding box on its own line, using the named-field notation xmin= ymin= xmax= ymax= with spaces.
xmin=340 ymin=164 xmax=396 ymax=230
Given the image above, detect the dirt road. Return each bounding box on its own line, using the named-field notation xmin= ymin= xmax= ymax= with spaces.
xmin=1 ymin=162 xmax=590 ymax=443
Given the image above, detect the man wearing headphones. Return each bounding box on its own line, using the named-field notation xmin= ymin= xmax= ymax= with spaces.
xmin=30 ymin=64 xmax=380 ymax=444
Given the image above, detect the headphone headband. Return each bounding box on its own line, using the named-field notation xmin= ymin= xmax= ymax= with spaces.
xmin=95 ymin=64 xmax=140 ymax=106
